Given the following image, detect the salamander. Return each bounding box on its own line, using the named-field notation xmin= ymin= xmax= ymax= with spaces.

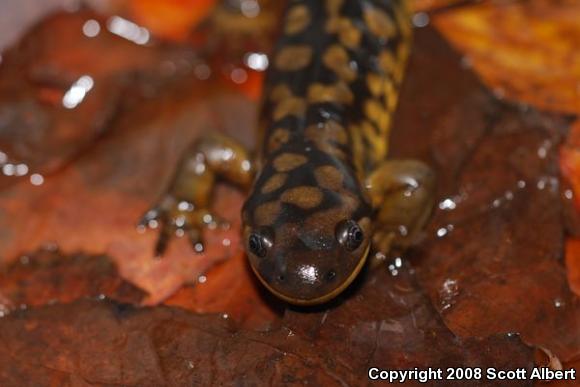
xmin=141 ymin=0 xmax=435 ymax=305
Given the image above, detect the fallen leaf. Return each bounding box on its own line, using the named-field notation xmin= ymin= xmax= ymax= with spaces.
xmin=0 ymin=266 xmax=536 ymax=386
xmin=434 ymin=0 xmax=580 ymax=114
xmin=394 ymin=27 xmax=579 ymax=365
xmin=128 ymin=0 xmax=216 ymax=41
xmin=0 ymin=248 xmax=144 ymax=311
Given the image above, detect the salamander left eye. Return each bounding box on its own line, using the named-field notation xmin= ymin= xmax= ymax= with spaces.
xmin=247 ymin=230 xmax=273 ymax=258
xmin=335 ymin=220 xmax=364 ymax=251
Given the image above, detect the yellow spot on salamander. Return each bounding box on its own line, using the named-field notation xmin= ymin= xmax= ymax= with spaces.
xmin=307 ymin=82 xmax=354 ymax=105
xmin=325 ymin=0 xmax=344 ymax=16
xmin=254 ymin=200 xmax=281 ymax=226
xmin=281 ymin=186 xmax=323 ymax=209
xmin=273 ymin=97 xmax=306 ymax=121
xmin=364 ymin=99 xmax=391 ymax=133
xmin=314 ymin=165 xmax=344 ymax=190
xmin=274 ymin=45 xmax=313 ymax=72
xmin=305 ymin=120 xmax=348 ymax=145
xmin=323 ymin=45 xmax=357 ymax=83
xmin=268 ymin=128 xmax=290 ymax=152
xmin=270 ymin=84 xmax=292 ymax=102
xmin=273 ymin=153 xmax=308 ymax=172
xmin=363 ymin=6 xmax=396 ymax=40
xmin=261 ymin=173 xmax=288 ymax=194
xmin=367 ymin=73 xmax=385 ymax=97
xmin=285 ymin=5 xmax=311 ymax=35
xmin=326 ymin=17 xmax=361 ymax=49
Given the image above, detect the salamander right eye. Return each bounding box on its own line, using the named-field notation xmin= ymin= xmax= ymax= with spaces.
xmin=248 ymin=233 xmax=271 ymax=257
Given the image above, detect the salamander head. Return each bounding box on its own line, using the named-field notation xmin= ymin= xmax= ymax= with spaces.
xmin=242 ymin=149 xmax=372 ymax=305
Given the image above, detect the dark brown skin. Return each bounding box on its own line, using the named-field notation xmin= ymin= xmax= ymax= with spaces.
xmin=142 ymin=0 xmax=435 ymax=305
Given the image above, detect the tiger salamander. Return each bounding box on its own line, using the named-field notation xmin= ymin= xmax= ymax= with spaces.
xmin=141 ymin=0 xmax=435 ymax=305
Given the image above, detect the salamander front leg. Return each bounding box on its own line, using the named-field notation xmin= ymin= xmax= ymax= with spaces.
xmin=365 ymin=160 xmax=436 ymax=264
xmin=140 ymin=133 xmax=254 ymax=256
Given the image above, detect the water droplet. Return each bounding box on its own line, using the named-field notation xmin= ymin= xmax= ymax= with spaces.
xmin=16 ymin=165 xmax=30 ymax=178
xmin=107 ymin=16 xmax=149 ymax=45
xmin=493 ymin=87 xmax=506 ymax=99
xmin=2 ymin=164 xmax=14 ymax=176
xmin=198 ymin=275 xmax=207 ymax=284
xmin=30 ymin=173 xmax=44 ymax=186
xmin=194 ymin=63 xmax=211 ymax=80
xmin=438 ymin=198 xmax=457 ymax=210
xmin=398 ymin=225 xmax=408 ymax=236
xmin=178 ymin=201 xmax=193 ymax=212
xmin=244 ymin=52 xmax=269 ymax=71
xmin=412 ymin=12 xmax=429 ymax=28
xmin=230 ymin=68 xmax=248 ymax=84
xmin=394 ymin=257 xmax=402 ymax=268
xmin=82 ymin=19 xmax=101 ymax=37
xmin=241 ymin=0 xmax=260 ymax=18
xmin=504 ymin=190 xmax=514 ymax=201
xmin=175 ymin=215 xmax=186 ymax=228
xmin=537 ymin=179 xmax=546 ymax=190
xmin=537 ymin=140 xmax=552 ymax=159
xmin=0 ymin=304 xmax=9 ymax=317
xmin=222 ymin=238 xmax=231 ymax=247
xmin=62 ymin=75 xmax=94 ymax=109
xmin=564 ymin=189 xmax=573 ymax=200
xmin=553 ymin=298 xmax=565 ymax=308
xmin=439 ymin=279 xmax=459 ymax=311
xmin=460 ymin=56 xmax=472 ymax=69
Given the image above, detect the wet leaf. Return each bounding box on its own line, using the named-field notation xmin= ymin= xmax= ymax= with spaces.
xmin=0 ymin=10 xmax=260 ymax=304
xmin=393 ymin=27 xmax=579 ymax=365
xmin=0 ymin=1 xmax=577 ymax=384
xmin=127 ymin=0 xmax=216 ymax=41
xmin=0 ymin=267 xmax=535 ymax=386
xmin=0 ymin=10 xmax=196 ymax=185
xmin=0 ymin=248 xmax=144 ymax=312
xmin=433 ymin=0 xmax=580 ymax=114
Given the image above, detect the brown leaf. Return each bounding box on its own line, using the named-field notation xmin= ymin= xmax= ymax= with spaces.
xmin=0 ymin=266 xmax=535 ymax=386
xmin=0 ymin=10 xmax=258 ymax=304
xmin=0 ymin=248 xmax=144 ymax=311
xmin=394 ymin=27 xmax=579 ymax=364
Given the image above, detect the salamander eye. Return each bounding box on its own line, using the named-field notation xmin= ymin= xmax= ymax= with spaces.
xmin=336 ymin=220 xmax=364 ymax=251
xmin=248 ymin=230 xmax=273 ymax=258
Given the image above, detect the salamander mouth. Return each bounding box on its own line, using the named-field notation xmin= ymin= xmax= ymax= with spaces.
xmin=250 ymin=244 xmax=371 ymax=306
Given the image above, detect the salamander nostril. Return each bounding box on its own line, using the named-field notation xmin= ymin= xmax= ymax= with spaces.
xmin=277 ymin=274 xmax=285 ymax=282
xmin=326 ymin=270 xmax=336 ymax=281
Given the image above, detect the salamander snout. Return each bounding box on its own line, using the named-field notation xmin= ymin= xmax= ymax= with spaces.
xmin=244 ymin=217 xmax=371 ymax=305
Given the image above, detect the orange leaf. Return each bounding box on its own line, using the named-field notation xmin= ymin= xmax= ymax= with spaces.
xmin=128 ymin=0 xmax=216 ymax=41
xmin=434 ymin=0 xmax=580 ymax=114
xmin=564 ymin=239 xmax=580 ymax=297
